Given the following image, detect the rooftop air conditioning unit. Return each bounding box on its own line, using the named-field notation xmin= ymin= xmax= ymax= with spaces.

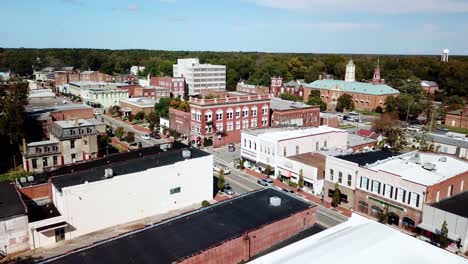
xmin=27 ymin=176 xmax=35 ymax=182
xmin=439 ymin=156 xmax=447 ymax=162
xmin=182 ymin=150 xmax=191 ymax=159
xmin=104 ymin=168 xmax=113 ymax=178
xmin=270 ymin=196 xmax=282 ymax=207
xmin=422 ymin=162 xmax=436 ymax=171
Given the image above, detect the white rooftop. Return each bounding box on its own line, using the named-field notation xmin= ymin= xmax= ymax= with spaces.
xmin=270 ymin=97 xmax=314 ymax=110
xmin=54 ymin=119 xmax=94 ymax=128
xmin=244 ymin=126 xmax=346 ymax=141
xmin=251 ymin=214 xmax=466 ymax=264
xmin=27 ymin=140 xmax=59 ymax=147
xmin=120 ymin=97 xmax=158 ymax=107
xmin=368 ymin=152 xmax=468 ymax=186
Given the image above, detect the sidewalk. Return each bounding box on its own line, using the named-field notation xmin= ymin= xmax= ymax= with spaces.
xmin=243 ymin=168 xmax=352 ymax=217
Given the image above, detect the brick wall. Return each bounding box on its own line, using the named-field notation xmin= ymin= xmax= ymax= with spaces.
xmin=50 ymin=108 xmax=95 ymax=121
xmin=426 ymin=171 xmax=468 ymax=203
xmin=271 ymin=107 xmax=320 ymax=127
xmin=320 ymin=116 xmax=339 ymax=128
xmin=180 ymin=206 xmax=317 ymax=264
xmin=119 ymin=101 xmax=153 ymax=116
xmin=169 ymin=108 xmax=191 ymax=137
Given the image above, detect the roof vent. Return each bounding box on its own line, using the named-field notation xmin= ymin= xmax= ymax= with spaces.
xmin=409 ymin=153 xmax=421 ymax=164
xmin=439 ymin=156 xmax=447 ymax=162
xmin=104 ymin=168 xmax=113 ymax=178
xmin=27 ymin=176 xmax=35 ymax=182
xmin=422 ymin=162 xmax=436 ymax=171
xmin=270 ymin=196 xmax=282 ymax=207
xmin=20 ymin=177 xmax=27 ymax=183
xmin=182 ymin=150 xmax=191 ymax=159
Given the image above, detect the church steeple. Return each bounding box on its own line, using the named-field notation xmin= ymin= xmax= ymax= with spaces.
xmin=371 ymin=58 xmax=384 ymax=84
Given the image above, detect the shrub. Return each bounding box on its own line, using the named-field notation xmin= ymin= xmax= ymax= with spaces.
xmin=201 ymin=200 xmax=211 ymax=207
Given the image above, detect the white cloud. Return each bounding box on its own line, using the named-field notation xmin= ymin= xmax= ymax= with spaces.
xmin=252 ymin=0 xmax=468 ymax=13
xmin=127 ymin=4 xmax=140 ymax=11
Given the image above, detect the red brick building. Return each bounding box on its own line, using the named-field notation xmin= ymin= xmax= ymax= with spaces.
xmin=319 ymin=113 xmax=339 ymax=128
xmin=445 ymin=106 xmax=468 ymax=129
xmin=270 ymin=98 xmax=320 ymax=127
xmin=150 ymin=76 xmax=186 ymax=98
xmin=270 ymin=77 xmax=306 ymax=98
xmin=169 ymin=108 xmax=191 ymax=138
xmin=120 ymin=85 xmax=170 ymax=99
xmin=55 ymin=71 xmax=113 ymax=87
xmin=421 ymin=80 xmax=439 ymax=94
xmin=189 ymin=93 xmax=271 ymax=147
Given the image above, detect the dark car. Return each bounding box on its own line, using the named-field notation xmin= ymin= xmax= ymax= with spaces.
xmin=282 ymin=188 xmax=295 ymax=194
xmin=228 ymin=143 xmax=235 ymax=152
xmin=257 ymin=178 xmax=273 ymax=186
xmin=436 ymin=127 xmax=449 ymax=133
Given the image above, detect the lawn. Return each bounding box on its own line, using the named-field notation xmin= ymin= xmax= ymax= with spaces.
xmin=355 ymin=109 xmax=381 ymax=117
xmin=446 ymin=126 xmax=468 ymax=135
xmin=338 ymin=124 xmax=355 ymax=129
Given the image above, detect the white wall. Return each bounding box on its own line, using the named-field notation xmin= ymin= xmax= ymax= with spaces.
xmin=0 ymin=215 xmax=29 ymax=255
xmin=275 ymin=156 xmax=323 ymax=195
xmin=53 ymin=154 xmax=213 ymax=238
xmin=29 ymin=215 xmax=67 ymax=249
xmin=326 ymin=156 xmax=360 ymax=190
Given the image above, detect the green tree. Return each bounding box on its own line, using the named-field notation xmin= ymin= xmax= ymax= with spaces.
xmin=154 ymin=97 xmax=172 ymax=118
xmin=440 ymin=221 xmax=449 ymax=249
xmin=444 ymin=95 xmax=465 ymax=111
xmin=201 ymin=200 xmax=211 ymax=207
xmin=134 ymin=111 xmax=145 ymax=120
xmin=265 ymin=165 xmax=272 ymax=176
xmin=331 ymin=183 xmax=341 ymax=207
xmin=298 ymin=169 xmax=304 ymax=189
xmin=0 ymin=82 xmax=29 ymax=145
xmin=114 ymin=127 xmax=125 ymax=139
xmin=217 ymin=169 xmax=225 ymax=191
xmin=336 ymin=94 xmax=354 ymax=112
xmin=172 ymin=130 xmax=178 ymax=141
xmin=125 ymin=132 xmax=135 ymax=143
xmin=147 ymin=112 xmax=160 ymax=132
xmin=280 ymin=93 xmax=301 ymax=102
xmin=307 ymin=95 xmax=327 ymax=111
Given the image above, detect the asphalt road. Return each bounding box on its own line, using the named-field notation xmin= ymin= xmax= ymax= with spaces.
xmin=100 ymin=115 xmax=166 ymax=147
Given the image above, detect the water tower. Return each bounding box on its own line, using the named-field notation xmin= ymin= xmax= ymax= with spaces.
xmin=441 ymin=49 xmax=449 ymax=62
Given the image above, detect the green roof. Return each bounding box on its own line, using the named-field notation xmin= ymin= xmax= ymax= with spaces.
xmin=305 ymin=80 xmax=400 ymax=96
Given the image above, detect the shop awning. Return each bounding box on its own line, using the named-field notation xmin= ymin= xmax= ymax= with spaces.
xmin=281 ymin=169 xmax=292 ymax=178
xmin=36 ymin=221 xmax=68 ymax=233
xmin=256 ymin=162 xmax=269 ymax=169
xmin=418 ymin=222 xmax=461 ymax=241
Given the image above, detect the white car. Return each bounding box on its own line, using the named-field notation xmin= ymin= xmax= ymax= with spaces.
xmin=406 ymin=126 xmax=421 ymax=133
xmin=141 ymin=134 xmax=151 ymax=140
xmin=214 ymin=164 xmax=231 ymax=174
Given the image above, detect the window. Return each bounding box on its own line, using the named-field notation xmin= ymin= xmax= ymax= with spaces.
xmin=261 ymin=118 xmax=268 ymax=126
xmin=216 ymin=110 xmax=223 ymax=121
xmin=283 ymin=147 xmax=287 ymax=156
xmin=330 ymin=169 xmax=334 ymax=181
xmin=358 ymin=201 xmax=369 ymax=214
xmin=396 ymin=188 xmax=406 ymax=203
xmin=254 ymin=143 xmax=256 ymax=150
xmin=243 ymin=107 xmax=249 ymax=117
xmin=170 ymin=187 xmax=181 ymax=194
xmin=196 ymin=111 xmax=201 ymax=121
xmin=448 ymin=185 xmax=453 ymax=197
xmin=227 ymin=122 xmax=233 ymax=131
xmin=251 ymin=107 xmax=257 ymax=117
xmin=216 ymin=123 xmax=223 ymax=132
xmin=205 ymin=111 xmax=212 ymax=122
xmin=42 ymin=158 xmax=48 ymax=167
xmin=226 ymin=109 xmax=233 ymax=119
xmin=236 ymin=121 xmax=241 ymax=129
xmin=71 ymin=154 xmax=76 ymax=160
xmin=244 ymin=139 xmax=247 ymax=147
xmin=205 ymin=125 xmax=212 ymax=133
xmin=296 ymin=145 xmax=299 ymax=155
xmin=338 ymin=172 xmax=342 ymax=184
xmin=53 ymin=156 xmax=58 ymax=166
xmin=409 ymin=192 xmax=420 ymax=207
xmin=262 ymin=106 xmax=268 ymax=115
xmin=249 ymin=140 xmax=252 ymax=149
xmin=251 ymin=119 xmax=257 ymax=128
xmin=315 ymin=142 xmax=319 ymax=151
xmin=70 ymin=140 xmax=75 ymax=149
xmin=384 ymin=184 xmax=393 ymax=199
xmin=55 ymin=228 xmax=65 ymax=242
xmin=372 ymin=180 xmax=381 ymax=194
xmin=236 ymin=108 xmax=241 ymax=118
xmin=242 ymin=120 xmax=249 ymax=129
xmin=32 ymin=159 xmax=37 ymax=169
xmin=359 ymin=177 xmax=369 ymax=190
xmin=347 ymin=174 xmax=352 ymax=187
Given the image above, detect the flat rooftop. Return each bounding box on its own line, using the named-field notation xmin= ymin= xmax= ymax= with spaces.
xmin=54 ymin=119 xmax=94 ymax=128
xmin=120 ymin=97 xmax=158 ymax=107
xmin=369 ymin=152 xmax=468 ymax=186
xmin=244 ymin=126 xmax=346 ymax=141
xmin=0 ymin=182 xmax=26 ymax=219
xmin=42 ymin=143 xmax=210 ymax=191
xmin=348 ymin=133 xmax=377 ymax=147
xmin=431 ymin=191 xmax=468 ymax=218
xmin=336 ymin=150 xmax=401 ymax=166
xmin=429 ymin=133 xmax=468 ymax=148
xmin=270 ymin=97 xmax=316 ymax=111
xmin=45 ymin=188 xmax=313 ymax=264
xmin=26 ymin=98 xmax=92 ymax=113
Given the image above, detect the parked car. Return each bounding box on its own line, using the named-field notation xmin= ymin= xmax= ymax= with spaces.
xmin=257 ymin=178 xmax=273 ymax=187
xmin=141 ymin=134 xmax=151 ymax=140
xmin=436 ymin=127 xmax=449 ymax=133
xmin=406 ymin=126 xmax=421 ymax=133
xmin=214 ymin=164 xmax=231 ymax=174
xmin=150 ymin=132 xmax=161 ymax=139
xmin=224 ymin=183 xmax=235 ymax=195
xmin=282 ymin=188 xmax=295 ymax=194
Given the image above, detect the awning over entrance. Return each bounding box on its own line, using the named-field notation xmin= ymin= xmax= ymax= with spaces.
xmin=418 ymin=222 xmax=461 ymax=241
xmin=281 ymin=169 xmax=292 ymax=178
xmin=36 ymin=221 xmax=68 ymax=233
xmin=256 ymin=162 xmax=269 ymax=169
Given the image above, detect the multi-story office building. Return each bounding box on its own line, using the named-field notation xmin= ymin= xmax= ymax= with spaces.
xmin=173 ymin=58 xmax=226 ymax=95
xmin=189 ymin=93 xmax=271 ymax=148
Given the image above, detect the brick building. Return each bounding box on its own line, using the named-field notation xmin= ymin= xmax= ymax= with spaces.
xmin=421 ymin=80 xmax=439 ymax=94
xmin=43 ymin=188 xmax=320 ymax=264
xmin=319 ymin=113 xmax=339 ymax=128
xmin=270 ymin=77 xmax=306 ymax=98
xmin=270 ymin=97 xmax=320 ymax=127
xmin=119 ymin=98 xmax=158 ymax=116
xmin=169 ymin=108 xmax=191 ymax=138
xmin=236 ymin=81 xmax=270 ymax=95
xmin=54 ymin=71 xmax=113 ymax=87
xmin=445 ymin=106 xmax=468 ymax=129
xmin=189 ymin=93 xmax=271 ymax=148
xmin=150 ymin=76 xmax=186 ymax=98
xmin=119 ymin=85 xmax=169 ymax=99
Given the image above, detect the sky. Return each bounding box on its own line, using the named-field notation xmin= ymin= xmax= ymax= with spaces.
xmin=1 ymin=0 xmax=468 ymax=55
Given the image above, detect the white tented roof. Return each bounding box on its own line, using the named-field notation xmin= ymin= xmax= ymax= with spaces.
xmin=368 ymin=152 xmax=468 ymax=186
xmin=251 ymin=214 xmax=467 ymax=264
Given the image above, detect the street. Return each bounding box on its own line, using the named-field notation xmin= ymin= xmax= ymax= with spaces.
xmin=100 ymin=114 xmax=167 ymax=147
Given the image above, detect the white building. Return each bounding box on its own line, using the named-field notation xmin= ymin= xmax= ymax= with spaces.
xmin=62 ymin=82 xmax=129 ymax=108
xmin=28 ymin=146 xmax=213 ymax=249
xmin=0 ymin=182 xmax=29 ymax=256
xmin=241 ymin=126 xmax=347 ymax=177
xmin=173 ymin=58 xmax=226 ymax=95
xmin=345 ymin=59 xmax=355 ymax=82
xmin=251 ymin=214 xmax=467 ymax=264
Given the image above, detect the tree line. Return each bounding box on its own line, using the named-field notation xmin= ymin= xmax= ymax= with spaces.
xmin=1 ymin=48 xmax=468 ymax=99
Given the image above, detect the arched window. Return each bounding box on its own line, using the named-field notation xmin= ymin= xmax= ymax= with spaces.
xmin=370 ymin=206 xmax=383 ymax=218
xmin=262 ymin=105 xmax=269 ymax=115
xmin=216 ymin=109 xmax=223 ymax=121
xmin=358 ymin=201 xmax=369 ymax=214
xmin=191 ymin=110 xmax=196 ymax=120
xmin=402 ymin=217 xmax=416 ymax=231
xmin=235 ymin=107 xmax=241 ymax=118
xmin=196 ymin=110 xmax=202 ymax=121
xmin=226 ymin=108 xmax=233 ymax=119
xmin=205 ymin=110 xmax=212 ymax=122
xmin=242 ymin=107 xmax=249 ymax=117
xmin=251 ymin=106 xmax=257 ymax=117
